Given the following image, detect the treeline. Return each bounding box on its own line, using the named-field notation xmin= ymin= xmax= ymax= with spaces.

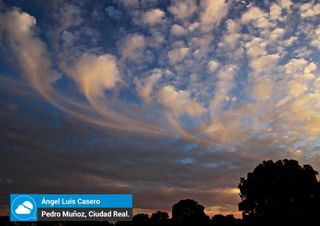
xmin=0 ymin=203 xmax=241 ymax=226
xmin=0 ymin=199 xmax=241 ymax=226
xmin=1 ymin=159 xmax=320 ymax=226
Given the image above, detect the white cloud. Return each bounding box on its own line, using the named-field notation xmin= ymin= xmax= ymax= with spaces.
xmin=210 ymin=65 xmax=237 ymax=113
xmin=142 ymin=8 xmax=165 ymax=25
xmin=241 ymin=6 xmax=270 ymax=29
xmin=304 ymin=62 xmax=317 ymax=74
xmin=207 ymin=60 xmax=220 ymax=73
xmin=270 ymin=3 xmax=282 ymax=21
xmin=250 ymin=54 xmax=279 ymax=72
xmin=158 ymin=85 xmax=205 ymax=117
xmin=4 ymin=1 xmax=320 ymax=158
xmin=121 ymin=34 xmax=145 ymax=62
xmin=190 ymin=34 xmax=213 ymax=58
xmin=288 ymin=81 xmax=308 ymax=97
xmin=188 ymin=22 xmax=200 ymax=31
xmin=279 ymin=0 xmax=293 ymax=9
xmin=15 ymin=205 xmax=31 ymax=214
xmin=244 ymin=36 xmax=280 ymax=72
xmin=283 ymin=36 xmax=298 ymax=47
xmin=311 ymin=27 xmax=320 ymax=49
xmin=299 ymin=3 xmax=320 ymax=18
xmin=284 ymin=59 xmax=317 ymax=84
xmin=0 ymin=9 xmax=59 ymax=88
xmin=69 ymin=53 xmax=120 ymax=97
xmin=269 ymin=28 xmax=285 ymax=41
xmin=226 ymin=19 xmax=239 ymax=33
xmin=200 ymin=0 xmax=229 ymax=32
xmin=168 ymin=47 xmax=189 ymax=64
xmin=252 ymin=79 xmax=273 ymax=101
xmin=241 ymin=7 xmax=265 ymax=23
xmin=135 ymin=70 xmax=162 ymax=103
xmin=168 ymin=0 xmax=197 ymax=20
xmin=245 ymin=38 xmax=267 ymax=58
xmin=0 ymin=10 xmax=36 ymax=37
xmin=217 ymin=19 xmax=242 ymax=57
xmin=284 ymin=58 xmax=308 ymax=74
xmin=170 ymin=24 xmax=187 ymax=36
xmin=222 ymin=33 xmax=240 ymax=50
xmin=148 ymin=31 xmax=165 ymax=47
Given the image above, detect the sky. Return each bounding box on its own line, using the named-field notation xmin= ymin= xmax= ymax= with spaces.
xmin=0 ymin=0 xmax=320 ymax=218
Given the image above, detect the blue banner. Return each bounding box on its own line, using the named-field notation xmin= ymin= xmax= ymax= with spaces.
xmin=10 ymin=194 xmax=133 ymax=222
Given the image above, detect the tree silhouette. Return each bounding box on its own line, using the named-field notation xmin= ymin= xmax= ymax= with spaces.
xmin=0 ymin=216 xmax=9 ymax=226
xmin=5 ymin=158 xmax=320 ymax=226
xmin=211 ymin=214 xmax=241 ymax=226
xmin=238 ymin=159 xmax=320 ymax=225
xmin=149 ymin=211 xmax=170 ymax=226
xmin=132 ymin=213 xmax=149 ymax=226
xmin=172 ymin=199 xmax=210 ymax=226
xmin=114 ymin=220 xmax=131 ymax=226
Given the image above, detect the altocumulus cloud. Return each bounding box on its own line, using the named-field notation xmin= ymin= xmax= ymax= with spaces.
xmin=0 ymin=0 xmax=320 ymax=217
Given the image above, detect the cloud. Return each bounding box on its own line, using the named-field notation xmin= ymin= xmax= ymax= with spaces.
xmin=121 ymin=34 xmax=146 ymax=62
xmin=270 ymin=3 xmax=282 ymax=21
xmin=0 ymin=8 xmax=174 ymax=140
xmin=2 ymin=1 xmax=320 ymax=216
xmin=158 ymin=85 xmax=205 ymax=117
xmin=284 ymin=58 xmax=308 ymax=74
xmin=245 ymin=37 xmax=267 ymax=58
xmin=252 ymin=79 xmax=273 ymax=101
xmin=0 ymin=9 xmax=59 ymax=93
xmin=188 ymin=22 xmax=200 ymax=31
xmin=299 ymin=3 xmax=320 ymax=18
xmin=118 ymin=0 xmax=139 ymax=8
xmin=288 ymin=81 xmax=308 ymax=97
xmin=279 ymin=0 xmax=293 ymax=9
xmin=241 ymin=6 xmax=270 ymax=29
xmin=311 ymin=27 xmax=320 ymax=49
xmin=250 ymin=54 xmax=279 ymax=72
xmin=222 ymin=32 xmax=240 ymax=50
xmin=142 ymin=9 xmax=165 ymax=25
xmin=168 ymin=0 xmax=197 ymax=20
xmin=209 ymin=65 xmax=237 ymax=114
xmin=15 ymin=205 xmax=31 ymax=214
xmin=148 ymin=31 xmax=165 ymax=47
xmin=105 ymin=6 xmax=122 ymax=20
xmin=207 ymin=60 xmax=220 ymax=74
xmin=135 ymin=69 xmax=162 ymax=103
xmin=200 ymin=0 xmax=229 ymax=32
xmin=68 ymin=53 xmax=120 ymax=97
xmin=168 ymin=47 xmax=189 ymax=64
xmin=190 ymin=34 xmax=214 ymax=59
xmin=269 ymin=27 xmax=285 ymax=41
xmin=241 ymin=7 xmax=265 ymax=23
xmin=244 ymin=36 xmax=280 ymax=73
xmin=60 ymin=30 xmax=76 ymax=46
xmin=170 ymin=24 xmax=187 ymax=36
xmin=2 ymin=1 xmax=320 ymax=149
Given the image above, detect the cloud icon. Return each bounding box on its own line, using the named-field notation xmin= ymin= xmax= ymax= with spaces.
xmin=22 ymin=201 xmax=33 ymax=210
xmin=15 ymin=201 xmax=34 ymax=215
xmin=15 ymin=205 xmax=31 ymax=214
xmin=11 ymin=195 xmax=37 ymax=221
